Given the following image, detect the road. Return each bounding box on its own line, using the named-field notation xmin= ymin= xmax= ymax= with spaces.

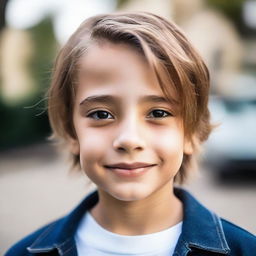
xmin=1 ymin=143 xmax=255 ymax=255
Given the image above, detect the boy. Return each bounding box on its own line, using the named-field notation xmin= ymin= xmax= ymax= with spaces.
xmin=5 ymin=12 xmax=256 ymax=256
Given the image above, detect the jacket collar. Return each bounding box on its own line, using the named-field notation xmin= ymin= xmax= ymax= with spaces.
xmin=27 ymin=187 xmax=230 ymax=255
xmin=27 ymin=191 xmax=98 ymax=255
xmin=174 ymin=187 xmax=230 ymax=255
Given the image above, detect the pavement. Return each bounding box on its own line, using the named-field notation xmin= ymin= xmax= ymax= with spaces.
xmin=1 ymin=143 xmax=255 ymax=255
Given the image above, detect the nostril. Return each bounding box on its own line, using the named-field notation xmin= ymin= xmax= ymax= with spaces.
xmin=113 ymin=134 xmax=145 ymax=152
xmin=117 ymin=147 xmax=126 ymax=152
xmin=116 ymin=146 xmax=143 ymax=152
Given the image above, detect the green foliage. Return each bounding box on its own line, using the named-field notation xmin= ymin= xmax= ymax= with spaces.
xmin=206 ymin=0 xmax=243 ymax=15
xmin=0 ymin=97 xmax=50 ymax=149
xmin=206 ymin=0 xmax=244 ymax=32
xmin=29 ymin=16 xmax=57 ymax=95
xmin=116 ymin=0 xmax=129 ymax=8
xmin=0 ymin=17 xmax=57 ymax=149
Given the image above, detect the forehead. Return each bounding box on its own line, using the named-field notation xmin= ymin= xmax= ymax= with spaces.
xmin=76 ymin=41 xmax=178 ymax=103
xmin=78 ymin=42 xmax=153 ymax=83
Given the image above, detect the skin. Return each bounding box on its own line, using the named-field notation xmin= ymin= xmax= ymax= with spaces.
xmin=70 ymin=41 xmax=193 ymax=235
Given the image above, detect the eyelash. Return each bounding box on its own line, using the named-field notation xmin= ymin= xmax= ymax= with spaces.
xmin=86 ymin=109 xmax=172 ymax=120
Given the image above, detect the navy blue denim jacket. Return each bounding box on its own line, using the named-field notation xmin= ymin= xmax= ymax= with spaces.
xmin=5 ymin=187 xmax=256 ymax=256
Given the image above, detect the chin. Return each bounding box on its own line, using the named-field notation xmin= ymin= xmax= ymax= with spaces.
xmin=107 ymin=186 xmax=153 ymax=202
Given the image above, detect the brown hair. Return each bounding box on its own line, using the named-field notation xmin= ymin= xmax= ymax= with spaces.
xmin=48 ymin=12 xmax=213 ymax=184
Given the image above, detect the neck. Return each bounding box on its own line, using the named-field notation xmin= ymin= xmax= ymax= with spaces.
xmin=90 ymin=184 xmax=183 ymax=236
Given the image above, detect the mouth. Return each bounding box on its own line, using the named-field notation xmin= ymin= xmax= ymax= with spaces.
xmin=104 ymin=162 xmax=157 ymax=170
xmin=104 ymin=163 xmax=157 ymax=177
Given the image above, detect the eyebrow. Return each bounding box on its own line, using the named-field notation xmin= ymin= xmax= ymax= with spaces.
xmin=79 ymin=94 xmax=177 ymax=106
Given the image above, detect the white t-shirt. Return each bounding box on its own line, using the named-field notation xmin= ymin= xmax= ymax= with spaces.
xmin=75 ymin=212 xmax=182 ymax=256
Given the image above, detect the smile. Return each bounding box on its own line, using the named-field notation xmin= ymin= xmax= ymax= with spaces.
xmin=104 ymin=163 xmax=157 ymax=177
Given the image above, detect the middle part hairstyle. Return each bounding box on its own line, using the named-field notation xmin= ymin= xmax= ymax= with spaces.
xmin=48 ymin=12 xmax=212 ymax=184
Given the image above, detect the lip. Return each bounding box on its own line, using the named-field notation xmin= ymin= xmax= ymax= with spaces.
xmin=104 ymin=162 xmax=156 ymax=170
xmin=104 ymin=162 xmax=157 ymax=178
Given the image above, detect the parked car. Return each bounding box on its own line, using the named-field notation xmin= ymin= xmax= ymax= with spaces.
xmin=204 ymin=94 xmax=256 ymax=179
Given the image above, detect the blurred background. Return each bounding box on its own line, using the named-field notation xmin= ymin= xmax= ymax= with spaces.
xmin=0 ymin=0 xmax=256 ymax=254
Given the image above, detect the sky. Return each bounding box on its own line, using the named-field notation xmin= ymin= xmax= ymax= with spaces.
xmin=6 ymin=0 xmax=117 ymax=44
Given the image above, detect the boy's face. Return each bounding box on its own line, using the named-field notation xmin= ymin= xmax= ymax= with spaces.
xmin=71 ymin=42 xmax=192 ymax=201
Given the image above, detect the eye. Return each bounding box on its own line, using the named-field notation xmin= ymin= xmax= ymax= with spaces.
xmin=87 ymin=110 xmax=114 ymax=120
xmin=147 ymin=109 xmax=172 ymax=118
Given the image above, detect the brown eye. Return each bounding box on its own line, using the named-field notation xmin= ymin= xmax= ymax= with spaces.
xmin=148 ymin=109 xmax=172 ymax=118
xmin=87 ymin=110 xmax=114 ymax=120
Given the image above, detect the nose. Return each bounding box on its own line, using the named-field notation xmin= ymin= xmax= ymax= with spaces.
xmin=113 ymin=115 xmax=146 ymax=153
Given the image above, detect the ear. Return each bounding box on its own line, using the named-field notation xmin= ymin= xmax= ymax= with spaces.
xmin=68 ymin=136 xmax=80 ymax=155
xmin=183 ymin=137 xmax=194 ymax=155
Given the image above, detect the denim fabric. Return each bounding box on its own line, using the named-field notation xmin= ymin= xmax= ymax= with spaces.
xmin=5 ymin=187 xmax=256 ymax=256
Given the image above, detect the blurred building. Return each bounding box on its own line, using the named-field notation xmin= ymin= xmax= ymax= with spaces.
xmin=1 ymin=28 xmax=35 ymax=104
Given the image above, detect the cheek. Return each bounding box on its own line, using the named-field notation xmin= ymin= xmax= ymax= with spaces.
xmin=76 ymin=128 xmax=108 ymax=167
xmin=153 ymin=129 xmax=184 ymax=163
